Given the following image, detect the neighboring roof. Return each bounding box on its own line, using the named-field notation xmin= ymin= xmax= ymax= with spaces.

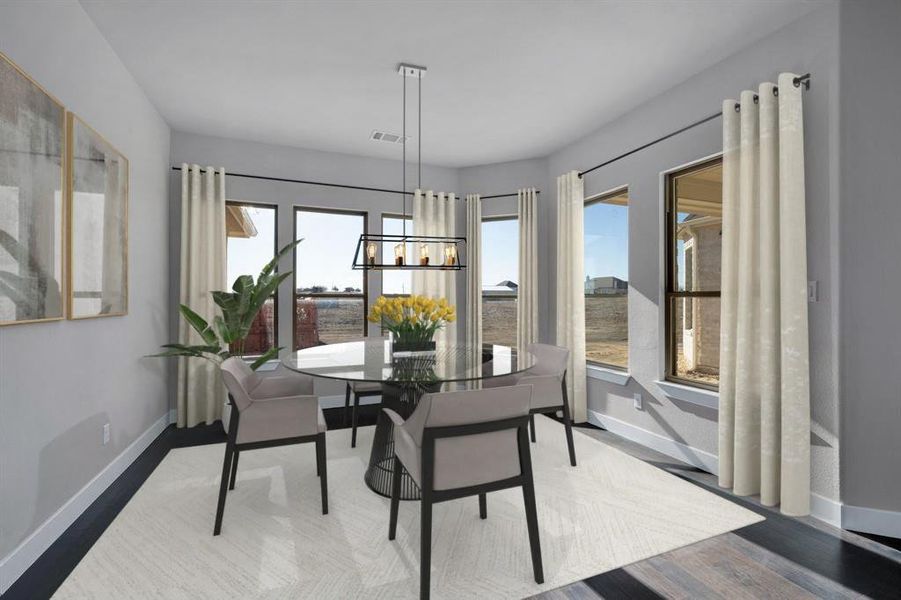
xmin=226 ymin=205 xmax=258 ymax=238
xmin=495 ymin=280 xmax=518 ymax=289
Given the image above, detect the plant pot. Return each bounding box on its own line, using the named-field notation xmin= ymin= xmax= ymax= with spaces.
xmin=392 ymin=339 xmax=437 ymax=353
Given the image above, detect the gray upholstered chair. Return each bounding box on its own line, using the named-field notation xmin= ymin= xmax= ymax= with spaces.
xmin=484 ymin=343 xmax=576 ymax=466
xmin=384 ymin=385 xmax=543 ymax=599
xmin=344 ymin=381 xmax=382 ymax=448
xmin=215 ymin=357 xmax=327 ymax=535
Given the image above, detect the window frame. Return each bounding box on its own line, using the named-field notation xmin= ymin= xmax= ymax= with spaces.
xmin=480 ymin=214 xmax=519 ymax=349
xmin=664 ymin=156 xmax=722 ymax=391
xmin=292 ymin=206 xmax=369 ymax=349
xmin=225 ymin=199 xmax=279 ymax=355
xmin=583 ymin=186 xmax=630 ymax=372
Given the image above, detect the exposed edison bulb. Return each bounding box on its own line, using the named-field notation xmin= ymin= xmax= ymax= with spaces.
xmin=394 ymin=242 xmax=406 ymax=266
xmin=419 ymin=243 xmax=430 ymax=265
xmin=444 ymin=245 xmax=457 ymax=266
xmin=366 ymin=242 xmax=377 ymax=265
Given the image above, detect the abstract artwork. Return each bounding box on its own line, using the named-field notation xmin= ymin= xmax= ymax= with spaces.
xmin=67 ymin=113 xmax=128 ymax=319
xmin=0 ymin=52 xmax=66 ymax=326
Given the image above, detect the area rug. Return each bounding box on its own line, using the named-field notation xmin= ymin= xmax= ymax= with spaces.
xmin=53 ymin=416 xmax=761 ymax=599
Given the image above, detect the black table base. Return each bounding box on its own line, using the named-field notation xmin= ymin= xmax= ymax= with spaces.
xmin=364 ymin=382 xmax=440 ymax=500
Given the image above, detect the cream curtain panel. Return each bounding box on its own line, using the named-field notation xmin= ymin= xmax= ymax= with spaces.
xmin=177 ymin=164 xmax=227 ymax=428
xmin=412 ymin=189 xmax=457 ymax=348
xmin=465 ymin=194 xmax=482 ymax=358
xmin=555 ymin=172 xmax=587 ymax=423
xmin=517 ymin=188 xmax=538 ymax=360
xmin=718 ymin=73 xmax=810 ymax=516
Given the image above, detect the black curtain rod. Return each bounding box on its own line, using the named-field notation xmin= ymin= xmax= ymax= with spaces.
xmin=579 ymin=73 xmax=811 ymax=178
xmin=170 ymin=166 xmax=537 ymax=200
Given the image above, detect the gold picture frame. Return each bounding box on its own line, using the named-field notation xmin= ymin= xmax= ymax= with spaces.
xmin=66 ymin=112 xmax=129 ymax=319
xmin=0 ymin=51 xmax=67 ymax=326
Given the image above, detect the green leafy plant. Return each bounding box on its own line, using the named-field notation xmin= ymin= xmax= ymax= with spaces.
xmin=150 ymin=239 xmax=301 ymax=370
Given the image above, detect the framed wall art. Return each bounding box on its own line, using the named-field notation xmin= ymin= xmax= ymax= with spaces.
xmin=0 ymin=52 xmax=66 ymax=326
xmin=67 ymin=113 xmax=128 ymax=319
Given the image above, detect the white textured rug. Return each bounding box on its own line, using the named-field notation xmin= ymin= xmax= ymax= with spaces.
xmin=54 ymin=417 xmax=761 ymax=599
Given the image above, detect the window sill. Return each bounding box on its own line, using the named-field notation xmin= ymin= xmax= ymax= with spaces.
xmin=655 ymin=379 xmax=718 ymax=410
xmin=586 ymin=364 xmax=632 ymax=386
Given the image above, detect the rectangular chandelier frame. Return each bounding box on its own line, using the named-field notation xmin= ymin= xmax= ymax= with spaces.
xmin=352 ymin=233 xmax=467 ymax=271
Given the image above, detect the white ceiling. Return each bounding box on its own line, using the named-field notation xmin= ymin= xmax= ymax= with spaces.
xmin=81 ymin=0 xmax=820 ymax=168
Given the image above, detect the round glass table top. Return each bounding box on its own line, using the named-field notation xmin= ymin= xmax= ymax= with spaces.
xmin=281 ymin=338 xmax=534 ymax=384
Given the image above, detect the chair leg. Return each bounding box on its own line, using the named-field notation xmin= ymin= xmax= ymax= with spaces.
xmin=388 ymin=454 xmax=402 ymax=540
xmin=213 ymin=442 xmax=234 ymax=535
xmin=560 ymin=376 xmax=577 ymax=467
xmin=343 ymin=382 xmax=351 ymax=427
xmin=228 ymin=450 xmax=240 ymax=490
xmin=420 ymin=493 xmax=433 ymax=600
xmin=519 ymin=427 xmax=544 ymax=584
xmin=479 ymin=493 xmax=487 ymax=519
xmin=351 ymin=392 xmax=360 ymax=448
xmin=529 ymin=414 xmax=537 ymax=443
xmin=316 ymin=433 xmax=328 ymax=515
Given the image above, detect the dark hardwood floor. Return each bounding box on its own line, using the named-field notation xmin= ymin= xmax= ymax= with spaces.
xmin=4 ymin=407 xmax=899 ymax=600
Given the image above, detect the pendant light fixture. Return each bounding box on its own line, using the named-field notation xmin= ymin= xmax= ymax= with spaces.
xmin=353 ymin=63 xmax=466 ymax=271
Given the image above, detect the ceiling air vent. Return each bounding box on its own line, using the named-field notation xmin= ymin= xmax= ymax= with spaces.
xmin=370 ymin=130 xmax=409 ymax=144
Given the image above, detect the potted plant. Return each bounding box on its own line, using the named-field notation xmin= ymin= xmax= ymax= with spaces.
xmin=150 ymin=239 xmax=301 ymax=370
xmin=368 ymin=294 xmax=456 ymax=354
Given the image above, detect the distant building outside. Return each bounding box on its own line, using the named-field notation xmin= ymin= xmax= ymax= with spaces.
xmin=584 ymin=275 xmax=628 ymax=295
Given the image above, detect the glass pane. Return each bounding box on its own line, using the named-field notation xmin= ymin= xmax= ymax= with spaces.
xmin=295 ymin=296 xmax=365 ymax=350
xmin=671 ymin=296 xmax=720 ymax=387
xmin=482 ymin=297 xmax=517 ymax=348
xmin=295 ymin=209 xmax=364 ymax=293
xmin=584 ymin=189 xmax=629 ymax=368
xmin=481 ymin=218 xmax=518 ymax=347
xmin=226 ymin=202 xmax=277 ymax=354
xmin=382 ymin=216 xmax=412 ymax=295
xmin=673 ymin=162 xmax=722 ymax=291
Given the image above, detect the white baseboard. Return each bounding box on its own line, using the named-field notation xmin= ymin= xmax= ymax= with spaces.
xmin=587 ymin=409 xmax=719 ymax=474
xmin=811 ymin=492 xmax=843 ymax=528
xmin=842 ymin=503 xmax=901 ymax=538
xmin=0 ymin=412 xmax=171 ymax=595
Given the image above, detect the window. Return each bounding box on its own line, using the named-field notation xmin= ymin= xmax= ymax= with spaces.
xmin=381 ymin=215 xmax=412 ymax=296
xmin=481 ymin=216 xmax=518 ymax=348
xmin=225 ymin=201 xmax=277 ymax=355
xmin=665 ymin=158 xmax=722 ymax=389
xmin=584 ymin=188 xmax=629 ymax=369
xmin=294 ymin=208 xmax=367 ymax=349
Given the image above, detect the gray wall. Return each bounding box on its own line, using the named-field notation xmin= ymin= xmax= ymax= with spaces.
xmin=838 ymin=0 xmax=901 ymax=514
xmin=0 ymin=0 xmax=171 ymax=562
xmin=459 ymin=5 xmax=842 ymax=503
xmin=168 ymin=131 xmax=461 ymax=400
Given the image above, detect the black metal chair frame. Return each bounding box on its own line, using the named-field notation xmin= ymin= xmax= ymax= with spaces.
xmin=213 ymin=394 xmax=328 ymax=536
xmin=388 ymin=414 xmax=543 ymax=600
xmin=527 ymin=370 xmax=577 ymax=467
xmin=344 ymin=382 xmax=382 ymax=448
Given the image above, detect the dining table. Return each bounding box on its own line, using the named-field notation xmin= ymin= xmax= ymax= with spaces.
xmin=281 ymin=337 xmax=534 ymax=500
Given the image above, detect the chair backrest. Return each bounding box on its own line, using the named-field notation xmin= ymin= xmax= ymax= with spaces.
xmin=220 ymin=357 xmax=262 ymax=411
xmin=407 ymin=385 xmax=531 ymax=490
xmin=526 ymin=343 xmax=570 ymax=378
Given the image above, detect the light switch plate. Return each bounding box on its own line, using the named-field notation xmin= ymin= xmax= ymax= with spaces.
xmin=103 ymin=423 xmax=110 ymax=445
xmin=633 ymin=393 xmax=643 ymax=410
xmin=808 ymin=280 xmax=819 ymax=302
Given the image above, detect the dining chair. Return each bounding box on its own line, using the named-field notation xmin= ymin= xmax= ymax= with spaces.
xmin=384 ymin=385 xmax=543 ymax=600
xmin=215 ymin=357 xmax=328 ymax=536
xmin=484 ymin=343 xmax=576 ymax=467
xmin=344 ymin=381 xmax=382 ymax=448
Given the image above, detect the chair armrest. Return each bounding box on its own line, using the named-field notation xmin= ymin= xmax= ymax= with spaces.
xmin=382 ymin=408 xmax=406 ymax=427
xmin=252 ymin=375 xmax=314 ymax=399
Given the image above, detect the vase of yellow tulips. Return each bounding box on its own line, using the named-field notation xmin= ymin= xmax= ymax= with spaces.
xmin=368 ymin=294 xmax=456 ymax=353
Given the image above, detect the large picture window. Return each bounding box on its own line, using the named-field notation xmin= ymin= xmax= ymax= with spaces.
xmin=294 ymin=208 xmax=367 ymax=349
xmin=225 ymin=201 xmax=277 ymax=355
xmin=584 ymin=188 xmax=629 ymax=369
xmin=481 ymin=216 xmax=518 ymax=348
xmin=665 ymin=158 xmax=722 ymax=389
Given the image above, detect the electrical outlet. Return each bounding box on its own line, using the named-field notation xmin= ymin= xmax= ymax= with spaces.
xmin=808 ymin=280 xmax=819 ymax=302
xmin=103 ymin=423 xmax=110 ymax=446
xmin=633 ymin=393 xmax=643 ymax=410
